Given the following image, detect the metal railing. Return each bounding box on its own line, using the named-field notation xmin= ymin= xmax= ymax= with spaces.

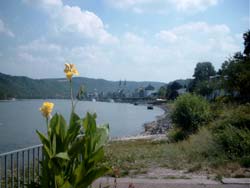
xmin=0 ymin=144 xmax=43 ymax=188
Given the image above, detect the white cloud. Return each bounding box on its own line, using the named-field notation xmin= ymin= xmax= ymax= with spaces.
xmin=56 ymin=5 xmax=118 ymax=44
xmin=19 ymin=39 xmax=61 ymax=54
xmin=17 ymin=39 xmax=64 ymax=68
xmin=155 ymin=22 xmax=241 ymax=73
xmin=24 ymin=0 xmax=117 ymax=44
xmin=156 ymin=31 xmax=178 ymax=43
xmin=124 ymin=32 xmax=145 ymax=44
xmin=106 ymin=0 xmax=219 ymax=13
xmin=13 ymin=21 xmax=241 ymax=81
xmin=0 ymin=19 xmax=15 ymax=37
xmin=156 ymin=22 xmax=235 ymax=53
xmin=169 ymin=0 xmax=218 ymax=12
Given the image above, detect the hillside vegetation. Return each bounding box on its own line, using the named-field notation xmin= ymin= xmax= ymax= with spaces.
xmin=0 ymin=73 xmax=164 ymax=99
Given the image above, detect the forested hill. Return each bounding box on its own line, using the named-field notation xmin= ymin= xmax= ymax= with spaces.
xmin=0 ymin=72 xmax=165 ymax=99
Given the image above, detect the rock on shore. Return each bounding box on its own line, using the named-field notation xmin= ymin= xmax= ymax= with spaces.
xmin=143 ymin=104 xmax=172 ymax=135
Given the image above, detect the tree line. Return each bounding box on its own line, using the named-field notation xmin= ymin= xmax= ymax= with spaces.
xmin=159 ymin=30 xmax=250 ymax=103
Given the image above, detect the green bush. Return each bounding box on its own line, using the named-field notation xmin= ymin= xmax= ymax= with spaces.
xmin=212 ymin=104 xmax=250 ymax=162
xmin=221 ymin=104 xmax=250 ymax=129
xmin=168 ymin=128 xmax=187 ymax=142
xmin=171 ymin=93 xmax=211 ymax=139
xmin=213 ymin=125 xmax=250 ymax=159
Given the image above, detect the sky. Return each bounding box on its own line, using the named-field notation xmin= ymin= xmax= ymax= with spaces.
xmin=0 ymin=0 xmax=249 ymax=82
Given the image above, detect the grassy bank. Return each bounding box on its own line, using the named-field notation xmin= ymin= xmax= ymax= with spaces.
xmin=105 ymin=132 xmax=249 ymax=179
xmin=104 ymin=101 xmax=250 ymax=180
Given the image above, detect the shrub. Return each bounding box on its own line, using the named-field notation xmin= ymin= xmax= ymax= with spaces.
xmin=212 ymin=104 xmax=250 ymax=161
xmin=168 ymin=128 xmax=187 ymax=142
xmin=213 ymin=125 xmax=250 ymax=159
xmin=171 ymin=93 xmax=211 ymax=138
xmin=221 ymin=104 xmax=250 ymax=130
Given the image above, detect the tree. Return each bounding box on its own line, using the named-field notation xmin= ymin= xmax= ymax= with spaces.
xmin=158 ymin=86 xmax=167 ymax=98
xmin=219 ymin=31 xmax=250 ymax=102
xmin=166 ymin=81 xmax=182 ymax=100
xmin=243 ymin=30 xmax=250 ymax=57
xmin=221 ymin=52 xmax=250 ymax=101
xmin=169 ymin=81 xmax=182 ymax=91
xmin=193 ymin=62 xmax=216 ymax=81
xmin=188 ymin=62 xmax=216 ymax=96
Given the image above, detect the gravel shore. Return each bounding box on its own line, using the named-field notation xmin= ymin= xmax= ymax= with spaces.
xmin=143 ymin=104 xmax=172 ymax=135
xmin=111 ymin=104 xmax=172 ymax=141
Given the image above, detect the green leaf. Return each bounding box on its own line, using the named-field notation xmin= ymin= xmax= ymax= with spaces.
xmin=66 ymin=112 xmax=81 ymax=145
xmin=36 ymin=130 xmax=50 ymax=148
xmin=55 ymin=152 xmax=70 ymax=160
xmin=61 ymin=181 xmax=73 ymax=188
xmin=69 ymin=112 xmax=80 ymax=128
xmin=43 ymin=144 xmax=53 ymax=158
xmin=68 ymin=137 xmax=85 ymax=158
xmin=77 ymin=167 xmax=110 ymax=187
xmin=96 ymin=124 xmax=109 ymax=148
xmin=88 ymin=147 xmax=104 ymax=163
xmin=52 ymin=134 xmax=56 ymax=155
xmin=50 ymin=113 xmax=59 ymax=133
xmin=73 ymin=163 xmax=86 ymax=186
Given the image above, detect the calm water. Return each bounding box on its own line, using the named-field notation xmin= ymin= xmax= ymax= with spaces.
xmin=0 ymin=100 xmax=164 ymax=153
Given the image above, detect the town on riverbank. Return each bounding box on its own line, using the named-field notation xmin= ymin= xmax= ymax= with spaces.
xmin=0 ymin=0 xmax=249 ymax=186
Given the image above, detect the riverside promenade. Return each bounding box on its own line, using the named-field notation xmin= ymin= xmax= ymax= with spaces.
xmin=94 ymin=177 xmax=250 ymax=188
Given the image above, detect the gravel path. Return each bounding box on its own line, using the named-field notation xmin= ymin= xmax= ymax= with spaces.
xmin=94 ymin=177 xmax=250 ymax=188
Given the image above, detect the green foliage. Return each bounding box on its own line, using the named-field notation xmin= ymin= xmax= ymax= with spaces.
xmin=193 ymin=80 xmax=214 ymax=97
xmin=213 ymin=125 xmax=250 ymax=160
xmin=212 ymin=104 xmax=250 ymax=161
xmin=30 ymin=65 xmax=110 ymax=188
xmin=171 ymin=93 xmax=211 ymax=140
xmin=220 ymin=52 xmax=250 ymax=102
xmin=0 ymin=72 xmax=164 ymax=100
xmin=158 ymin=86 xmax=167 ymax=98
xmin=165 ymin=81 xmax=182 ymax=100
xmin=35 ymin=112 xmax=110 ymax=188
xmin=218 ymin=31 xmax=250 ymax=102
xmin=167 ymin=128 xmax=186 ymax=142
xmin=188 ymin=62 xmax=218 ymax=97
xmin=243 ymin=30 xmax=250 ymax=56
xmin=193 ymin=62 xmax=216 ymax=82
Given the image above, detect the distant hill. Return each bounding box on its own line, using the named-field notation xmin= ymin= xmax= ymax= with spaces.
xmin=0 ymin=72 xmax=165 ymax=99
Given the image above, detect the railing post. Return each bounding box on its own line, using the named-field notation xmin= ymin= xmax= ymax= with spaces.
xmin=11 ymin=154 xmax=13 ymax=188
xmin=4 ymin=155 xmax=7 ymax=188
xmin=37 ymin=147 xmax=40 ymax=179
xmin=17 ymin=152 xmax=20 ymax=188
xmin=32 ymin=148 xmax=35 ymax=182
xmin=0 ymin=156 xmax=2 ymax=188
xmin=27 ymin=150 xmax=30 ymax=185
xmin=0 ymin=145 xmax=42 ymax=187
xmin=22 ymin=151 xmax=25 ymax=188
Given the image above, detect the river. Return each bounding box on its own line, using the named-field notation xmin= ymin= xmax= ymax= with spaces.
xmin=0 ymin=100 xmax=164 ymax=153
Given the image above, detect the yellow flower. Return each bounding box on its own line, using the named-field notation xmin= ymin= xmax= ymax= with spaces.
xmin=64 ymin=63 xmax=79 ymax=80
xmin=39 ymin=102 xmax=54 ymax=118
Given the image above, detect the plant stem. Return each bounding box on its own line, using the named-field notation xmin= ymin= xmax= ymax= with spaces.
xmin=70 ymin=79 xmax=74 ymax=112
xmin=46 ymin=117 xmax=49 ymax=135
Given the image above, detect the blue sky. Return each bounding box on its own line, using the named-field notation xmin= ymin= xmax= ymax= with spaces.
xmin=0 ymin=0 xmax=249 ymax=82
